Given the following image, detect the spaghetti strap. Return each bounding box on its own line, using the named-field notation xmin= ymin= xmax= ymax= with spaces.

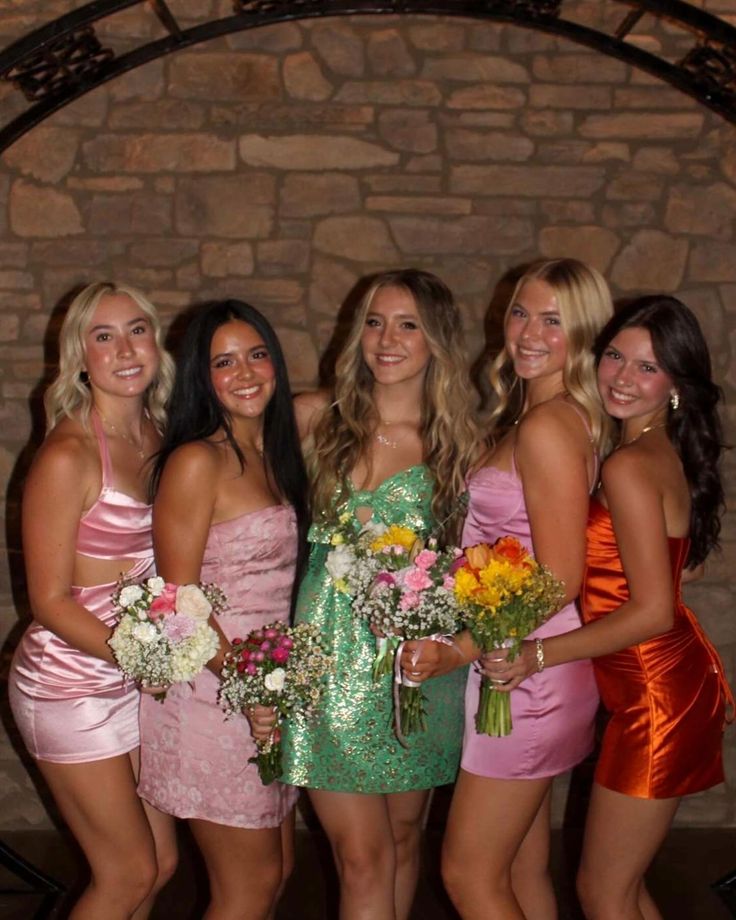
xmin=90 ymin=410 xmax=113 ymax=490
xmin=558 ymin=399 xmax=599 ymax=493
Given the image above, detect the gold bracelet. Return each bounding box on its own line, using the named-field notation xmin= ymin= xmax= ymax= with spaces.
xmin=535 ymin=638 xmax=545 ymax=673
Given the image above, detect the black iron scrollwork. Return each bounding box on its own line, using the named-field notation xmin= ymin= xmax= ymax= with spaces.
xmin=3 ymin=27 xmax=113 ymax=102
xmin=681 ymin=42 xmax=736 ymax=101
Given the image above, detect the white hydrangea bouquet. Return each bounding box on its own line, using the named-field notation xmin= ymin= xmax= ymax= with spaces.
xmin=327 ymin=521 xmax=462 ymax=738
xmin=219 ymin=621 xmax=332 ymax=785
xmin=108 ymin=576 xmax=223 ymax=696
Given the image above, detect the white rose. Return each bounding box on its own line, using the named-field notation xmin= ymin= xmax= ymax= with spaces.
xmin=119 ymin=584 xmax=144 ymax=607
xmin=175 ymin=584 xmax=212 ymax=620
xmin=264 ymin=668 xmax=286 ymax=692
xmin=325 ymin=544 xmax=356 ymax=582
xmin=147 ymin=576 xmax=166 ymax=596
xmin=132 ymin=622 xmax=159 ymax=644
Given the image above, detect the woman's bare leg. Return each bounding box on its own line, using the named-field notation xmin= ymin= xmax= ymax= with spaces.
xmin=386 ymin=789 xmax=431 ymax=920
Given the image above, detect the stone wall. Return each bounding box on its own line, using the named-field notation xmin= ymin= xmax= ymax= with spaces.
xmin=0 ymin=4 xmax=734 ymax=829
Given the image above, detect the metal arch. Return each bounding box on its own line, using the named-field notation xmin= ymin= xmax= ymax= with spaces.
xmin=0 ymin=0 xmax=735 ymax=152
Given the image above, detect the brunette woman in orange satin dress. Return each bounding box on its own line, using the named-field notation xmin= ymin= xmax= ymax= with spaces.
xmin=485 ymin=295 xmax=733 ymax=920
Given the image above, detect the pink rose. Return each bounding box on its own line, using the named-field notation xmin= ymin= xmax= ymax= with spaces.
xmin=414 ymin=549 xmax=437 ymax=571
xmin=399 ymin=592 xmax=421 ymax=611
xmin=271 ymin=647 xmax=289 ymax=664
xmin=149 ymin=583 xmax=178 ymax=621
xmin=280 ymin=637 xmax=294 ymax=649
xmin=260 ymin=641 xmax=272 ymax=651
xmin=403 ymin=567 xmax=433 ymax=592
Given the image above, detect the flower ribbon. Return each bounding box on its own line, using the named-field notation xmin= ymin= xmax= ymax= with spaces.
xmin=393 ymin=634 xmax=457 ymax=748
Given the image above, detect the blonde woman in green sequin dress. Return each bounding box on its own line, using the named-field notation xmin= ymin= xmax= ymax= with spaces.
xmin=281 ymin=269 xmax=479 ymax=919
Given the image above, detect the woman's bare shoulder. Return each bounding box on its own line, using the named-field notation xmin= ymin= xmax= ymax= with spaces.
xmin=294 ymin=389 xmax=331 ymax=439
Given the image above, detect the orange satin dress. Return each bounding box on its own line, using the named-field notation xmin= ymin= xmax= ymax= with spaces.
xmin=581 ymin=499 xmax=733 ymax=799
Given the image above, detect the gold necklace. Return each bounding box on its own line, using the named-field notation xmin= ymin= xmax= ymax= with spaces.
xmin=99 ymin=412 xmax=147 ymax=459
xmin=620 ymin=421 xmax=667 ymax=447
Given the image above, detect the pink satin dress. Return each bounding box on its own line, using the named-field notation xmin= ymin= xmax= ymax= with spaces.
xmin=9 ymin=411 xmax=153 ymax=763
xmin=138 ymin=505 xmax=299 ymax=829
xmin=460 ymin=449 xmax=600 ymax=779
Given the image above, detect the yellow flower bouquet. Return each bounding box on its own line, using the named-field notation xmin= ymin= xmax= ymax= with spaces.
xmin=454 ymin=537 xmax=564 ymax=737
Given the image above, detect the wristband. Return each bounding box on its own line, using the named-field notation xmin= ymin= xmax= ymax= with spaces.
xmin=535 ymin=638 xmax=545 ymax=673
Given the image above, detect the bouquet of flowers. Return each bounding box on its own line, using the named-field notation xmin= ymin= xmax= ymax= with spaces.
xmin=453 ymin=537 xmax=564 ymax=737
xmin=219 ymin=622 xmax=332 ymax=785
xmin=328 ymin=522 xmax=461 ymax=738
xmin=108 ymin=577 xmax=223 ymax=696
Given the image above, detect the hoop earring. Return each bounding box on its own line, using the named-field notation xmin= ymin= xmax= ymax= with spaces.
xmin=670 ymin=391 xmax=680 ymax=411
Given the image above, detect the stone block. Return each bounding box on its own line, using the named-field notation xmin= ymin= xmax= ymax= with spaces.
xmin=281 ymin=173 xmax=360 ymax=218
xmin=406 ymin=155 xmax=442 ymax=173
xmin=580 ymin=113 xmax=704 ymax=139
xmin=67 ymin=177 xmax=144 ymax=192
xmin=364 ymin=175 xmax=441 ymax=194
xmin=2 ymin=126 xmax=78 ymax=182
xmin=540 ymin=201 xmax=595 ymax=223
xmin=201 ymin=242 xmax=254 ymax=278
xmin=366 ymin=197 xmax=471 ymax=216
xmin=82 ymin=133 xmax=235 ymax=173
xmin=212 ymin=102 xmax=374 ymax=131
xmin=109 ymin=100 xmax=206 ymax=130
xmin=0 ymin=271 xmax=33 ymax=290
xmin=408 ymin=23 xmax=465 ymax=52
xmin=29 ymin=241 xmax=126 ymax=266
xmin=169 ymin=53 xmax=281 ymax=101
xmin=520 ymin=109 xmax=574 ymax=136
xmin=445 ymin=129 xmax=533 ymax=162
xmin=0 ymin=243 xmax=27 ymax=267
xmin=284 ymin=52 xmax=333 ymax=102
xmin=614 ymin=86 xmax=695 ymax=109
xmin=607 ymin=172 xmax=665 ymax=202
xmin=128 ymin=240 xmax=200 ymax=267
xmin=447 ymin=84 xmax=526 ymax=110
xmin=10 ymin=181 xmax=82 ymax=238
xmin=530 ymin=84 xmax=611 ymax=110
xmin=532 ymin=53 xmax=627 ymax=83
xmin=0 ymin=314 xmax=20 ymax=341
xmin=109 ymin=59 xmax=164 ymax=102
xmin=88 ymin=193 xmax=172 ymax=236
xmin=610 ymin=230 xmax=688 ymax=291
xmin=536 ymin=141 xmax=592 ymax=165
xmin=240 ymin=134 xmax=397 ymax=171
xmin=665 ymin=183 xmax=736 ymax=239
xmin=313 ymin=217 xmax=398 ymax=262
xmin=689 ymin=241 xmax=736 ymax=282
xmin=632 ymin=147 xmax=680 ymax=174
xmin=312 ymin=21 xmax=365 ymax=76
xmin=53 ymin=85 xmax=108 ymax=127
xmin=378 ymin=110 xmax=437 ymax=153
xmin=176 ymin=175 xmax=274 ymax=239
xmin=451 ymin=164 xmax=605 ymax=198
xmin=278 ymin=328 xmax=319 ymax=387
xmin=539 ymin=226 xmax=620 ymax=273
xmin=226 ymin=21 xmax=302 ymax=53
xmin=336 ymin=80 xmax=442 ymax=106
xmin=308 ymin=257 xmax=359 ymax=316
xmin=389 ymin=215 xmax=530 ymax=256
xmin=257 ymin=240 xmax=310 ymax=275
xmin=368 ymin=28 xmax=416 ymax=77
xmin=601 ymin=202 xmax=656 ymax=228
xmin=422 ymin=54 xmax=529 ymax=83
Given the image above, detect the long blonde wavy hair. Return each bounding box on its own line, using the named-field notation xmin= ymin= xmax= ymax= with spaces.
xmin=44 ymin=281 xmax=175 ymax=433
xmin=311 ymin=269 xmax=480 ymax=537
xmin=487 ymin=259 xmax=614 ymax=454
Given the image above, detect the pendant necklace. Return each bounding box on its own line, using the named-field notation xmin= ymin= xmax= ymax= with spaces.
xmin=99 ymin=413 xmax=147 ymax=460
xmin=620 ymin=421 xmax=667 ymax=448
xmin=375 ymin=419 xmax=401 ymax=450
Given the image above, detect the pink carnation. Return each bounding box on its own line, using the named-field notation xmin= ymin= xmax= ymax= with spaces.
xmin=375 ymin=572 xmax=396 ymax=588
xmin=399 ymin=592 xmax=421 ymax=611
xmin=442 ymin=574 xmax=456 ymax=590
xmin=162 ymin=613 xmax=197 ymax=642
xmin=414 ymin=549 xmax=437 ymax=571
xmin=271 ymin=647 xmax=290 ymax=664
xmin=403 ymin=567 xmax=433 ymax=592
xmin=149 ymin=583 xmax=178 ymax=621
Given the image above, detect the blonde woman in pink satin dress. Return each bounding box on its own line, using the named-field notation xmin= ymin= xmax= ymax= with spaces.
xmin=8 ymin=282 xmax=177 ymax=919
xmin=137 ymin=300 xmax=309 ymax=920
xmin=401 ymin=259 xmax=613 ymax=919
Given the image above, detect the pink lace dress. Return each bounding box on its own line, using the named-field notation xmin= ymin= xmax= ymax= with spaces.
xmin=138 ymin=505 xmax=299 ymax=829
xmin=9 ymin=412 xmax=153 ymax=763
xmin=460 ymin=451 xmax=600 ymax=779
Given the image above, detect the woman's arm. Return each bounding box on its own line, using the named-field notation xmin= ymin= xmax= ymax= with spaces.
xmin=23 ymin=434 xmax=117 ymax=663
xmin=485 ymin=447 xmax=675 ymax=686
xmin=153 ymin=442 xmax=229 ymax=671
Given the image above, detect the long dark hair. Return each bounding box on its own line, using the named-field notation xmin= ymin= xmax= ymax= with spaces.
xmin=595 ymin=295 xmax=725 ymax=566
xmin=154 ymin=300 xmax=309 ymax=604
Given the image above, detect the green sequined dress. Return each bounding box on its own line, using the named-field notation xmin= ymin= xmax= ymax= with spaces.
xmin=281 ymin=465 xmax=466 ymax=793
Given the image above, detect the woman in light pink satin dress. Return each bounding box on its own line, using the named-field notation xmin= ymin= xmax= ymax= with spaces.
xmin=137 ymin=299 xmax=309 ymax=920
xmin=9 ymin=281 xmax=177 ymax=919
xmin=401 ymin=259 xmax=614 ymax=919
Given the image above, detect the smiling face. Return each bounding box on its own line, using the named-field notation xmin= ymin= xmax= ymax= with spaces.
xmin=597 ymin=326 xmax=674 ymax=424
xmin=360 ymin=285 xmax=432 ymax=388
xmin=83 ymin=293 xmax=160 ymax=401
xmin=209 ymin=319 xmax=276 ymax=421
xmin=504 ymin=278 xmax=568 ymax=388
